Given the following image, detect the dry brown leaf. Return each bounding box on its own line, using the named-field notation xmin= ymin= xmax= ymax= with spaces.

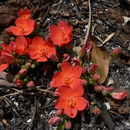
xmin=91 ymin=40 xmax=110 ymax=84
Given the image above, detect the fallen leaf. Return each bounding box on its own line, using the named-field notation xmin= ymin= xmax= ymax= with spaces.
xmin=91 ymin=40 xmax=110 ymax=84
xmin=107 ymin=78 xmax=114 ymax=86
xmin=103 ymin=32 xmax=115 ymax=44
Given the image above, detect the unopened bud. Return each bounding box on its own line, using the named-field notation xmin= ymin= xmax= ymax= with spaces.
xmin=64 ymin=121 xmax=72 ymax=129
xmin=89 ymin=64 xmax=98 ymax=73
xmin=86 ymin=41 xmax=93 ymax=53
xmin=94 ymin=86 xmax=102 ymax=92
xmin=19 ymin=68 xmax=27 ymax=75
xmin=81 ymin=79 xmax=87 ymax=87
xmin=15 ymin=79 xmax=24 ymax=87
xmin=26 ymin=81 xmax=35 ymax=88
xmin=31 ymin=64 xmax=36 ymax=69
xmin=55 ymin=109 xmax=63 ymax=116
xmin=113 ymin=48 xmax=121 ymax=55
xmin=63 ymin=54 xmax=70 ymax=62
xmin=93 ymin=74 xmax=100 ymax=81
xmin=48 ymin=116 xmax=60 ymax=125
xmin=111 ymin=92 xmax=127 ymax=100
xmin=80 ymin=45 xmax=86 ymax=55
xmin=71 ymin=57 xmax=80 ymax=65
xmin=25 ymin=62 xmax=31 ymax=68
xmin=23 ymin=78 xmax=28 ymax=83
xmin=93 ymin=107 xmax=101 ymax=115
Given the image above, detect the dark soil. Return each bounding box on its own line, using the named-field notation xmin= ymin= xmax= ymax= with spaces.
xmin=0 ymin=0 xmax=130 ymax=130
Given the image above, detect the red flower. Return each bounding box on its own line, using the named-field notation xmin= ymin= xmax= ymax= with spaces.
xmin=18 ymin=8 xmax=31 ymax=19
xmin=111 ymin=92 xmax=127 ymax=100
xmin=0 ymin=64 xmax=9 ymax=71
xmin=50 ymin=62 xmax=83 ymax=88
xmin=0 ymin=43 xmax=16 ymax=64
xmin=49 ymin=20 xmax=73 ymax=46
xmin=7 ymin=17 xmax=35 ymax=36
xmin=9 ymin=36 xmax=28 ymax=55
xmin=28 ymin=36 xmax=56 ymax=62
xmin=55 ymin=86 xmax=88 ymax=118
xmin=0 ymin=43 xmax=16 ymax=71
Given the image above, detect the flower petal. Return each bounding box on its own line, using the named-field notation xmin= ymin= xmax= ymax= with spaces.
xmin=75 ymin=97 xmax=88 ymax=111
xmin=55 ymin=96 xmax=66 ymax=110
xmin=64 ymin=105 xmax=77 ymax=118
xmin=0 ymin=64 xmax=9 ymax=71
xmin=57 ymin=85 xmax=84 ymax=98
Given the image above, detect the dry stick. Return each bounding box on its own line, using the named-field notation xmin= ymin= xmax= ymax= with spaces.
xmin=37 ymin=88 xmax=53 ymax=94
xmin=83 ymin=0 xmax=92 ymax=47
xmin=27 ymin=98 xmax=37 ymax=130
xmin=0 ymin=90 xmax=23 ymax=100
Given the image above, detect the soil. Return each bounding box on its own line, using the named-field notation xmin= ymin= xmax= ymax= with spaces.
xmin=0 ymin=0 xmax=130 ymax=130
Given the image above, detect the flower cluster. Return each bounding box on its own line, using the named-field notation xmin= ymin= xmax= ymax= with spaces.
xmin=7 ymin=9 xmax=35 ymax=36
xmin=0 ymin=8 xmax=128 ymax=123
xmin=50 ymin=62 xmax=89 ymax=118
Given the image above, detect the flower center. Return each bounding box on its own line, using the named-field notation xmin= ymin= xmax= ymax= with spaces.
xmin=64 ymin=76 xmax=72 ymax=86
xmin=67 ymin=98 xmax=76 ymax=108
xmin=39 ymin=47 xmax=48 ymax=57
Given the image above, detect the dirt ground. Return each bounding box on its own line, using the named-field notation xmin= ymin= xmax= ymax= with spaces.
xmin=0 ymin=0 xmax=130 ymax=130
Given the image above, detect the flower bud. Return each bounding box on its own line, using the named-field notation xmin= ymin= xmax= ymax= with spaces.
xmin=113 ymin=48 xmax=121 ymax=55
xmin=94 ymin=86 xmax=102 ymax=92
xmin=111 ymin=92 xmax=127 ymax=100
xmin=26 ymin=81 xmax=35 ymax=88
xmin=80 ymin=45 xmax=86 ymax=55
xmin=86 ymin=41 xmax=93 ymax=53
xmin=55 ymin=109 xmax=63 ymax=116
xmin=89 ymin=64 xmax=98 ymax=73
xmin=48 ymin=116 xmax=60 ymax=125
xmin=93 ymin=107 xmax=101 ymax=115
xmin=15 ymin=79 xmax=24 ymax=87
xmin=81 ymin=79 xmax=87 ymax=87
xmin=19 ymin=68 xmax=27 ymax=75
xmin=64 ymin=121 xmax=72 ymax=129
xmin=71 ymin=57 xmax=80 ymax=65
xmin=25 ymin=62 xmax=31 ymax=68
xmin=31 ymin=64 xmax=36 ymax=69
xmin=93 ymin=74 xmax=100 ymax=81
xmin=62 ymin=54 xmax=70 ymax=62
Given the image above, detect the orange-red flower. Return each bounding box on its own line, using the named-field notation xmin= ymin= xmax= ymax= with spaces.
xmin=9 ymin=36 xmax=28 ymax=55
xmin=7 ymin=17 xmax=35 ymax=36
xmin=0 ymin=43 xmax=16 ymax=71
xmin=55 ymin=86 xmax=88 ymax=118
xmin=49 ymin=20 xmax=73 ymax=46
xmin=28 ymin=36 xmax=56 ymax=62
xmin=18 ymin=8 xmax=31 ymax=19
xmin=50 ymin=62 xmax=82 ymax=88
xmin=0 ymin=64 xmax=9 ymax=71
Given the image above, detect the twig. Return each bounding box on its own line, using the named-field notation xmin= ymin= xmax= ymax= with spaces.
xmin=37 ymin=88 xmax=53 ymax=93
xmin=0 ymin=90 xmax=23 ymax=100
xmin=27 ymin=98 xmax=37 ymax=130
xmin=83 ymin=0 xmax=92 ymax=47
